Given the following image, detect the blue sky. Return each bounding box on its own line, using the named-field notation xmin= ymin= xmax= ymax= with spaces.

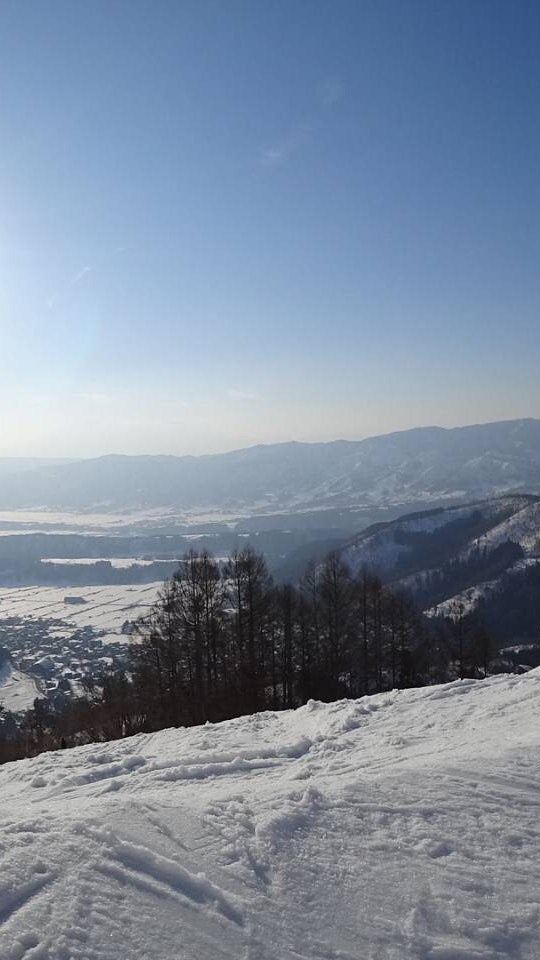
xmin=1 ymin=0 xmax=539 ymax=456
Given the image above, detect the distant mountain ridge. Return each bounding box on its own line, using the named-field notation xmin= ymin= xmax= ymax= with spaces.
xmin=0 ymin=458 xmax=75 ymax=474
xmin=0 ymin=418 xmax=539 ymax=514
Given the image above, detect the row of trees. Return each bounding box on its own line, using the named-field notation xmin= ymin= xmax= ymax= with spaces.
xmin=128 ymin=547 xmax=497 ymax=731
xmin=0 ymin=546 xmax=498 ymax=763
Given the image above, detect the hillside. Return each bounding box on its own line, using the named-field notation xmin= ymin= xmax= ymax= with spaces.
xmin=1 ymin=671 xmax=540 ymax=958
xmin=340 ymin=494 xmax=540 ymax=631
xmin=0 ymin=418 xmax=539 ymax=515
xmin=0 ymin=657 xmax=41 ymax=712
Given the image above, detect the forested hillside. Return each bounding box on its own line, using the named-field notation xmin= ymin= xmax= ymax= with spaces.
xmin=341 ymin=494 xmax=540 ymax=641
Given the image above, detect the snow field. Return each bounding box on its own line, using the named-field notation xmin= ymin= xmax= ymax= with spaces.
xmin=1 ymin=671 xmax=540 ymax=958
xmin=40 ymin=558 xmax=159 ymax=568
xmin=0 ymin=583 xmax=161 ymax=634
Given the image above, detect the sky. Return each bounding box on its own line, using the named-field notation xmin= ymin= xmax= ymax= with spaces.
xmin=1 ymin=0 xmax=539 ymax=457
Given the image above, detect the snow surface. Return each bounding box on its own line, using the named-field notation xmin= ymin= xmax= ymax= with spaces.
xmin=343 ymin=504 xmax=482 ymax=575
xmin=0 ymin=584 xmax=161 ymax=633
xmin=342 ymin=497 xmax=540 ymax=580
xmin=0 ymin=663 xmax=41 ymax=712
xmin=2 ymin=671 xmax=540 ymax=958
xmin=459 ymin=501 xmax=540 ymax=560
xmin=40 ymin=558 xmax=159 ymax=568
xmin=0 ymin=509 xmax=184 ymax=534
xmin=426 ymin=558 xmax=540 ymax=619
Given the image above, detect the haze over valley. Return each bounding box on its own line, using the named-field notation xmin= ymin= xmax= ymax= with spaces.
xmin=1 ymin=418 xmax=539 ymax=520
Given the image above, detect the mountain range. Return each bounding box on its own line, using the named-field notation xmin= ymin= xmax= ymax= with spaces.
xmin=1 ymin=418 xmax=540 ymax=516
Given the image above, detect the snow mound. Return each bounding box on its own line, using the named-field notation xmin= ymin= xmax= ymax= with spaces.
xmin=1 ymin=672 xmax=540 ymax=958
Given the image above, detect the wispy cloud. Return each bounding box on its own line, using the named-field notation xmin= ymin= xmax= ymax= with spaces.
xmin=46 ymin=263 xmax=94 ymax=312
xmin=260 ymin=123 xmax=311 ymax=168
xmin=70 ymin=265 xmax=93 ymax=286
xmin=319 ymin=78 xmax=345 ymax=107
xmin=227 ymin=387 xmax=257 ymax=401
xmin=259 ymin=78 xmax=344 ymax=169
xmin=45 ymin=244 xmax=126 ymax=313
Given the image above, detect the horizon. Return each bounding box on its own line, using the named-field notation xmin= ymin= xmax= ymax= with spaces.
xmin=2 ymin=1 xmax=540 ymax=456
xmin=0 ymin=414 xmax=537 ymax=462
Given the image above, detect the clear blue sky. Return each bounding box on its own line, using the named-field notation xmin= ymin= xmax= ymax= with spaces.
xmin=1 ymin=0 xmax=539 ymax=456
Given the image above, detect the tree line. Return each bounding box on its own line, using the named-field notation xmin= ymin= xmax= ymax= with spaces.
xmin=0 ymin=545 xmax=499 ymax=764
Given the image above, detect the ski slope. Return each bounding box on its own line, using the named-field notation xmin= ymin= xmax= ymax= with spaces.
xmin=1 ymin=671 xmax=540 ymax=959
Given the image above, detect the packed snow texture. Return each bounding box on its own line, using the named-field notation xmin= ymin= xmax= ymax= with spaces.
xmin=1 ymin=671 xmax=540 ymax=959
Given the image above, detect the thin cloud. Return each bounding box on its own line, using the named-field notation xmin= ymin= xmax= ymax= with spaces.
xmin=227 ymin=387 xmax=257 ymax=401
xmin=260 ymin=145 xmax=289 ymax=168
xmin=319 ymin=78 xmax=345 ymax=107
xmin=46 ymin=263 xmax=94 ymax=311
xmin=70 ymin=265 xmax=93 ymax=286
xmin=46 ymin=244 xmax=124 ymax=312
xmin=259 ymin=122 xmax=312 ymax=168
xmin=259 ymin=79 xmax=344 ymax=169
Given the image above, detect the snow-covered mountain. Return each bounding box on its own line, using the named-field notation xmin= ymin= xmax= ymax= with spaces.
xmin=0 ymin=418 xmax=539 ymax=515
xmin=341 ymin=494 xmax=540 ymax=577
xmin=340 ymin=493 xmax=540 ymax=627
xmin=1 ymin=671 xmax=540 ymax=958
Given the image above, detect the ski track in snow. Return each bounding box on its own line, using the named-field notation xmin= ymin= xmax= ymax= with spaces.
xmin=1 ymin=672 xmax=540 ymax=958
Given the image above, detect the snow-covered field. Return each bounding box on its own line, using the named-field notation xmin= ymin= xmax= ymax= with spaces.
xmin=1 ymin=670 xmax=540 ymax=959
xmin=40 ymin=558 xmax=158 ymax=568
xmin=0 ymin=509 xmax=184 ymax=535
xmin=0 ymin=584 xmax=161 ymax=636
xmin=0 ymin=505 xmax=267 ymax=534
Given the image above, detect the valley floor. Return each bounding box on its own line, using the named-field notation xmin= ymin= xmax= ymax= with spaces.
xmin=1 ymin=671 xmax=540 ymax=959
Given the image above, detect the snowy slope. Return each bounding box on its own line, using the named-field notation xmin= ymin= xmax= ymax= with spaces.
xmin=341 ymin=496 xmax=533 ymax=577
xmin=426 ymin=558 xmax=540 ymax=618
xmin=459 ymin=500 xmax=540 ymax=559
xmin=342 ymin=502 xmax=485 ymax=575
xmin=0 ymin=662 xmax=41 ymax=712
xmin=340 ymin=496 xmax=540 ymax=620
xmin=2 ymin=672 xmax=540 ymax=959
